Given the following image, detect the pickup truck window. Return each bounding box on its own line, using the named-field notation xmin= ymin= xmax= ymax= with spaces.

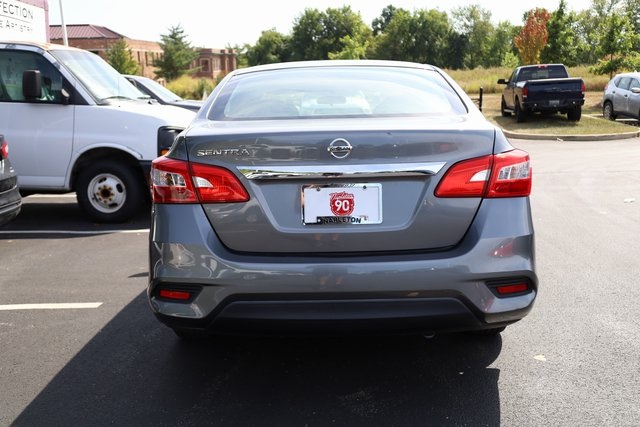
xmin=0 ymin=50 xmax=65 ymax=103
xmin=50 ymin=49 xmax=148 ymax=104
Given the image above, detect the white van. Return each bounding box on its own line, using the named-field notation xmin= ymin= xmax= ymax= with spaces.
xmin=0 ymin=41 xmax=195 ymax=222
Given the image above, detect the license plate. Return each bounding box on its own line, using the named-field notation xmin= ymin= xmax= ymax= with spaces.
xmin=302 ymin=184 xmax=382 ymax=225
xmin=549 ymin=99 xmax=560 ymax=107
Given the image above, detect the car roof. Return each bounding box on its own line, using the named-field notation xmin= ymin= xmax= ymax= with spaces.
xmin=231 ymin=60 xmax=439 ymax=77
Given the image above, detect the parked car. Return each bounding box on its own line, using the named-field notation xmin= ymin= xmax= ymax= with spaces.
xmin=148 ymin=60 xmax=537 ymax=340
xmin=124 ymin=74 xmax=204 ymax=112
xmin=0 ymin=134 xmax=22 ymax=226
xmin=602 ymin=72 xmax=640 ymax=121
xmin=498 ymin=63 xmax=585 ymax=122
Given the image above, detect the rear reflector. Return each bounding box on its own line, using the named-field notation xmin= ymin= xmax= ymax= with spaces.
xmin=435 ymin=149 xmax=531 ymax=198
xmin=495 ymin=283 xmax=529 ymax=295
xmin=159 ymin=289 xmax=192 ymax=301
xmin=1 ymin=140 xmax=8 ymax=159
xmin=151 ymin=156 xmax=249 ymax=204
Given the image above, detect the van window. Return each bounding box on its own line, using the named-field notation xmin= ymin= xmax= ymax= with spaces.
xmin=0 ymin=51 xmax=66 ymax=103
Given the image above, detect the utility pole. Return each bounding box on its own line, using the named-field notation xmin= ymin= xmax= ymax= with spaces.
xmin=58 ymin=0 xmax=68 ymax=46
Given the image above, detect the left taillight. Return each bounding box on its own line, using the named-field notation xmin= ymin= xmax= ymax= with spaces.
xmin=435 ymin=149 xmax=531 ymax=198
xmin=1 ymin=140 xmax=8 ymax=159
xmin=151 ymin=156 xmax=249 ymax=204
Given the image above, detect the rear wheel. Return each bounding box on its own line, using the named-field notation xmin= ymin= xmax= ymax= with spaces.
xmin=567 ymin=106 xmax=582 ymax=122
xmin=515 ymin=101 xmax=526 ymax=123
xmin=76 ymin=160 xmax=144 ymax=223
xmin=500 ymin=97 xmax=511 ymax=117
xmin=603 ymin=101 xmax=616 ymax=120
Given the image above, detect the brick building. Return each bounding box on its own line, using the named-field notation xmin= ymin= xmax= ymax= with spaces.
xmin=49 ymin=24 xmax=236 ymax=80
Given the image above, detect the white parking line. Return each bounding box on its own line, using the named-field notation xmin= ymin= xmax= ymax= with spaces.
xmin=0 ymin=303 xmax=103 ymax=311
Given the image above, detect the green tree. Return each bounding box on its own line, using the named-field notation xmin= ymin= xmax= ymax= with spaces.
xmin=373 ymin=8 xmax=452 ymax=66
xmin=372 ymin=5 xmax=401 ymax=36
xmin=452 ymin=5 xmax=494 ymax=69
xmin=106 ymin=39 xmax=139 ymax=75
xmin=154 ymin=25 xmax=198 ymax=81
xmin=289 ymin=7 xmax=371 ymax=61
xmin=592 ymin=4 xmax=638 ymax=76
xmin=245 ymin=29 xmax=290 ymax=66
xmin=488 ymin=21 xmax=519 ymax=68
xmin=541 ymin=0 xmax=578 ymax=65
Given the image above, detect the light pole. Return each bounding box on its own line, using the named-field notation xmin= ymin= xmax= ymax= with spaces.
xmin=58 ymin=0 xmax=68 ymax=46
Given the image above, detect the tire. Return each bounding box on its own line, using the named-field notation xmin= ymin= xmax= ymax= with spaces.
xmin=515 ymin=100 xmax=526 ymax=123
xmin=500 ymin=97 xmax=511 ymax=117
xmin=75 ymin=160 xmax=144 ymax=223
xmin=603 ymin=102 xmax=616 ymax=120
xmin=567 ymin=106 xmax=582 ymax=122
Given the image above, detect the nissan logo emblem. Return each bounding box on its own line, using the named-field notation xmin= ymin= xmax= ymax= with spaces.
xmin=328 ymin=138 xmax=352 ymax=159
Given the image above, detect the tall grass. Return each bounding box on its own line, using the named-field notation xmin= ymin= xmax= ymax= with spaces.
xmin=447 ymin=66 xmax=610 ymax=95
xmin=166 ymin=75 xmax=217 ymax=100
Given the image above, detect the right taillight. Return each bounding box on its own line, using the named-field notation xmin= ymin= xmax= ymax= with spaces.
xmin=435 ymin=149 xmax=531 ymax=198
xmin=151 ymin=156 xmax=249 ymax=204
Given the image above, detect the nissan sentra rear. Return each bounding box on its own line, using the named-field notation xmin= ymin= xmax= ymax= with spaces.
xmin=147 ymin=60 xmax=537 ymax=339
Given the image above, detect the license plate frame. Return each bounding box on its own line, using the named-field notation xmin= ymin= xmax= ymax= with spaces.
xmin=302 ymin=184 xmax=382 ymax=225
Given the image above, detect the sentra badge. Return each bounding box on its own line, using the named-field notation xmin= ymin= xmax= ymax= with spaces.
xmin=196 ymin=148 xmax=250 ymax=157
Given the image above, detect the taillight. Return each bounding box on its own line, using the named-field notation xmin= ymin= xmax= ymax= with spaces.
xmin=522 ymin=86 xmax=528 ymax=98
xmin=435 ymin=149 xmax=531 ymax=198
xmin=151 ymin=156 xmax=249 ymax=204
xmin=581 ymin=82 xmax=586 ymax=95
xmin=1 ymin=140 xmax=8 ymax=159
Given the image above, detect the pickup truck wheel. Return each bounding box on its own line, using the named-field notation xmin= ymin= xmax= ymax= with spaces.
xmin=515 ymin=101 xmax=526 ymax=123
xmin=567 ymin=106 xmax=582 ymax=122
xmin=76 ymin=161 xmax=143 ymax=223
xmin=603 ymin=102 xmax=616 ymax=120
xmin=500 ymin=97 xmax=511 ymax=116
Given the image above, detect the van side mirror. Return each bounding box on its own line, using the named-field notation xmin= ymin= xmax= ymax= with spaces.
xmin=23 ymin=70 xmax=42 ymax=99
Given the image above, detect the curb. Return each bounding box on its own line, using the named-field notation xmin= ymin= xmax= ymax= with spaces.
xmin=502 ymin=129 xmax=640 ymax=141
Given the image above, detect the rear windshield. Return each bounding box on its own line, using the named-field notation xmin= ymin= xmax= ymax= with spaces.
xmin=209 ymin=66 xmax=468 ymax=120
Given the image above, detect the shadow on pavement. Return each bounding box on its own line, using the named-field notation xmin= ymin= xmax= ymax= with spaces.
xmin=13 ymin=292 xmax=503 ymax=427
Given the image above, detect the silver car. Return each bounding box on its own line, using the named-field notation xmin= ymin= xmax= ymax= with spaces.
xmin=602 ymin=72 xmax=640 ymax=121
xmin=148 ymin=60 xmax=537 ymax=339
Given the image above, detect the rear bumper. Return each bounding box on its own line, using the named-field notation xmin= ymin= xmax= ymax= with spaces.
xmin=148 ymin=198 xmax=537 ymax=335
xmin=523 ymin=98 xmax=584 ymax=112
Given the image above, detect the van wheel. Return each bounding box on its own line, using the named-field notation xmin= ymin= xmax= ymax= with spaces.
xmin=76 ymin=160 xmax=143 ymax=223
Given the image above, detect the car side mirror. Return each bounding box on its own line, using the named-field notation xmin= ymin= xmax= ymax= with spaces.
xmin=22 ymin=69 xmax=42 ymax=99
xmin=497 ymin=78 xmax=508 ymax=85
xmin=631 ymin=87 xmax=640 ymax=94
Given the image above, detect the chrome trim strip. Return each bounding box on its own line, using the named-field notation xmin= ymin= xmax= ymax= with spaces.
xmin=238 ymin=163 xmax=446 ymax=180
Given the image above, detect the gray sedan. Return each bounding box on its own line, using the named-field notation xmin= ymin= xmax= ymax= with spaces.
xmin=147 ymin=60 xmax=537 ymax=339
xmin=0 ymin=135 xmax=21 ymax=226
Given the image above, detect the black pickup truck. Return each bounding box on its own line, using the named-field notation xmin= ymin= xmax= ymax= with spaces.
xmin=498 ymin=64 xmax=585 ymax=122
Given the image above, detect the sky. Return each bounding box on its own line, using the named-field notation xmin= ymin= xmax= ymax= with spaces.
xmin=47 ymin=0 xmax=594 ymax=49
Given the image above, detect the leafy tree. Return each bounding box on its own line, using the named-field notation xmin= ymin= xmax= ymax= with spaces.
xmin=106 ymin=39 xmax=139 ymax=75
xmin=515 ymin=8 xmax=551 ymax=64
xmin=488 ymin=21 xmax=519 ymax=68
xmin=541 ymin=0 xmax=578 ymax=65
xmin=245 ymin=29 xmax=290 ymax=66
xmin=373 ymin=8 xmax=452 ymax=66
xmin=591 ymin=0 xmax=638 ymax=76
xmin=154 ymin=25 xmax=198 ymax=81
xmin=452 ymin=5 xmax=494 ymax=69
xmin=372 ymin=5 xmax=401 ymax=36
xmin=289 ymin=7 xmax=371 ymax=61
